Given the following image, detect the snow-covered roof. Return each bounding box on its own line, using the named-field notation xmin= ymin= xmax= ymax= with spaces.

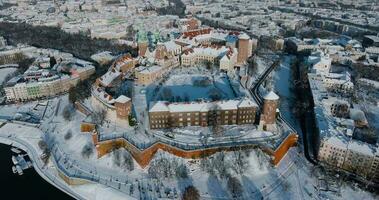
xmin=99 ymin=70 xmax=121 ymax=86
xmin=92 ymin=87 xmax=115 ymax=105
xmin=238 ymin=98 xmax=258 ymax=108
xmin=264 ymin=91 xmax=279 ymax=101
xmin=349 ymin=109 xmax=367 ymax=122
xmin=135 ymin=65 xmax=162 ymax=74
xmin=115 ymin=95 xmax=130 ymax=104
xmin=239 ymin=33 xmax=250 ymax=40
xmin=348 ymin=140 xmax=376 ymax=156
xmin=163 ymin=40 xmax=181 ymax=52
xmin=322 ymin=97 xmax=349 ymax=107
xmin=149 ymin=101 xmax=170 ymax=112
xmin=358 ymin=78 xmax=379 ymax=89
xmin=324 ymin=136 xmax=348 ymax=150
xmin=149 ymin=99 xmax=258 ymax=113
xmin=182 ymin=46 xmax=228 ymax=58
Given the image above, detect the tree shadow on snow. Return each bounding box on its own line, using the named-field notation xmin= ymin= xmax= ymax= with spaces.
xmin=206 ymin=175 xmax=228 ymax=199
xmin=241 ymin=175 xmax=263 ymax=199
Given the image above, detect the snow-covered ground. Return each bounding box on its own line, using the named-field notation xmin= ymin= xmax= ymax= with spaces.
xmin=0 ymin=116 xmax=377 ymax=200
xmin=0 ymin=67 xmax=17 ymax=84
xmin=153 ymin=74 xmax=236 ymax=102
xmin=273 ymin=55 xmax=301 ymax=132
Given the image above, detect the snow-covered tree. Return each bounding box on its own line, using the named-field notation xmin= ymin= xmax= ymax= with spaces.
xmin=81 ymin=142 xmax=94 ymax=159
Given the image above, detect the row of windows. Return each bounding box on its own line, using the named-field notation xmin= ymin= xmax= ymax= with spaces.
xmin=151 ymin=124 xmax=168 ymax=128
xmin=151 ymin=120 xmax=168 ymax=124
xmin=153 ymin=113 xmax=254 ymax=120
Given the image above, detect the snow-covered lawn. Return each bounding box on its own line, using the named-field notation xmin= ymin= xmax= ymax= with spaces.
xmin=153 ymin=74 xmax=236 ymax=102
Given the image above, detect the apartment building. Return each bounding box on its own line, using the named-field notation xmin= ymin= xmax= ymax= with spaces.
xmin=4 ymin=60 xmax=95 ymax=102
xmin=181 ymin=45 xmax=231 ymax=67
xmin=112 ymin=54 xmax=137 ymax=73
xmin=318 ymin=137 xmax=379 ymax=182
xmin=149 ymin=98 xmax=257 ymax=129
xmin=91 ymin=86 xmax=132 ymax=126
xmin=237 ymin=33 xmax=253 ymax=65
xmin=5 ymin=75 xmax=79 ymax=102
xmin=322 ymin=97 xmax=350 ymax=118
xmin=135 ymin=65 xmax=166 ymax=86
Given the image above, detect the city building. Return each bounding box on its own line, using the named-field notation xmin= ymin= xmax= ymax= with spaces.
xmin=135 ymin=65 xmax=166 ymax=85
xmin=149 ymin=98 xmax=258 ymax=129
xmin=91 ymin=86 xmax=131 ymax=126
xmin=237 ymin=33 xmax=253 ymax=65
xmin=4 ymin=59 xmax=95 ymax=102
xmin=259 ymin=91 xmax=280 ymax=131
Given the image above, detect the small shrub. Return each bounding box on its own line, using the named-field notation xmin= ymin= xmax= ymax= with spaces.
xmin=64 ymin=129 xmax=73 ymax=140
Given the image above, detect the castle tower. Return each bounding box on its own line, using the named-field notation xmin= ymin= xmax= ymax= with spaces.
xmin=237 ymin=33 xmax=251 ymax=65
xmin=259 ymin=91 xmax=279 ymax=131
xmin=154 ymin=42 xmax=168 ymax=60
xmin=91 ymin=130 xmax=99 ymax=145
xmin=114 ymin=95 xmax=131 ymax=120
xmin=138 ymin=42 xmax=149 ymax=57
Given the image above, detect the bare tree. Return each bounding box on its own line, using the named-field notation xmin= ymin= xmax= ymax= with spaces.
xmin=113 ymin=149 xmax=121 ymax=167
xmin=227 ymin=176 xmax=243 ymax=199
xmin=62 ymin=104 xmax=75 ymax=121
xmin=232 ymin=149 xmax=249 ymax=174
xmin=209 ymin=88 xmax=222 ymax=101
xmin=122 ymin=150 xmax=134 ymax=171
xmin=213 ymin=152 xmax=229 ymax=179
xmin=182 ymin=185 xmax=200 ymax=200
xmin=81 ymin=142 xmax=94 ymax=159
xmin=175 ymin=163 xmax=188 ymax=178
xmin=161 ymin=88 xmax=173 ymax=101
xmin=148 ymin=154 xmax=184 ymax=179
xmin=38 ymin=140 xmax=48 ymax=152
xmin=92 ymin=108 xmax=107 ymax=126
xmin=64 ymin=129 xmax=73 ymax=140
xmin=38 ymin=140 xmax=50 ymax=165
xmin=209 ymin=103 xmax=223 ymax=136
xmin=281 ymin=178 xmax=291 ymax=192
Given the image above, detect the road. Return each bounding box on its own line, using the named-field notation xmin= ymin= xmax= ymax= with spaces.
xmin=246 ymin=55 xmax=318 ymax=165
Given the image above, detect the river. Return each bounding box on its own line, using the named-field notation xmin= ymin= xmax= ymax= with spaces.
xmin=0 ymin=144 xmax=73 ymax=199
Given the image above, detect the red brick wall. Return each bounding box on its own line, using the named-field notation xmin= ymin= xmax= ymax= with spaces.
xmin=272 ymin=133 xmax=298 ymax=165
xmin=95 ymin=133 xmax=298 ymax=168
xmin=81 ymin=123 xmax=96 ymax=132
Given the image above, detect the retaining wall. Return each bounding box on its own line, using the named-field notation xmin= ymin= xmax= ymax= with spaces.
xmin=94 ymin=132 xmax=298 ymax=168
